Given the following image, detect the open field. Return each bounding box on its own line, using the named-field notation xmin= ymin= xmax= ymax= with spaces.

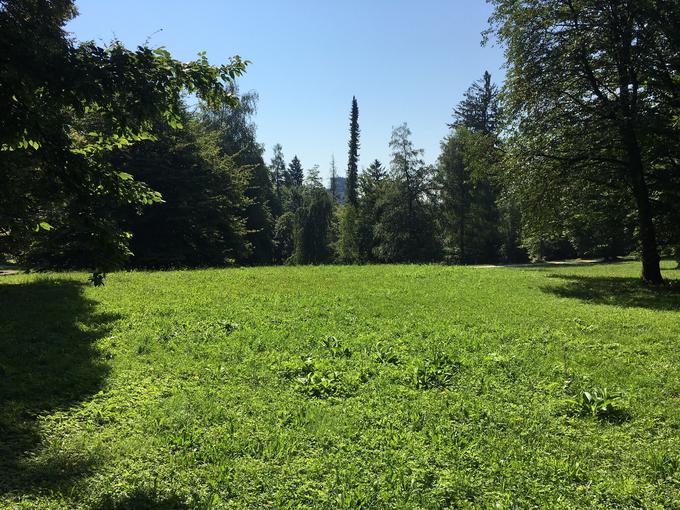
xmin=1 ymin=262 xmax=679 ymax=509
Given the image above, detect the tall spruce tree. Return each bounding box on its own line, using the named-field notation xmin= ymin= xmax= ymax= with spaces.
xmin=346 ymin=97 xmax=360 ymax=206
xmin=356 ymin=159 xmax=387 ymax=261
xmin=270 ymin=143 xmax=286 ymax=197
xmin=286 ymin=155 xmax=304 ymax=187
xmin=450 ymin=71 xmax=499 ymax=134
xmin=330 ymin=155 xmax=338 ymax=203
xmin=438 ymin=72 xmax=504 ymax=263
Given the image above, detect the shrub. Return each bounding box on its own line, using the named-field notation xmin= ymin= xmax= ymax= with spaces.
xmin=411 ymin=352 xmax=461 ymax=389
xmin=571 ymin=387 xmax=629 ymax=422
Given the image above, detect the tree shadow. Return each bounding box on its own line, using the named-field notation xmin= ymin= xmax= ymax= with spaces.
xmin=0 ymin=278 xmax=118 ymax=497
xmin=95 ymin=489 xmax=191 ymax=509
xmin=513 ymin=258 xmax=628 ymax=270
xmin=541 ymin=274 xmax=680 ymax=311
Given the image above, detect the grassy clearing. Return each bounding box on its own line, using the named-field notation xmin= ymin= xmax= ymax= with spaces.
xmin=1 ymin=262 xmax=679 ymax=509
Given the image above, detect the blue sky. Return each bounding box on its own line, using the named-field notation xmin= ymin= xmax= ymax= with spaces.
xmin=66 ymin=0 xmax=504 ymax=182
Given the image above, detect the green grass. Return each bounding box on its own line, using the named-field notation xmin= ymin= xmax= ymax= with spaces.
xmin=1 ymin=261 xmax=679 ymax=509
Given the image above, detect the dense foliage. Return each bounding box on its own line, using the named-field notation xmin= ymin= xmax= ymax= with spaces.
xmin=1 ymin=0 xmax=678 ymax=281
xmin=0 ymin=0 xmax=249 ymax=277
xmin=487 ymin=0 xmax=680 ymax=282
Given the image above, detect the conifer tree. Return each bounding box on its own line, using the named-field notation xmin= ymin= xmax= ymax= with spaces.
xmin=330 ymin=155 xmax=338 ymax=202
xmin=438 ymin=72 xmax=503 ymax=264
xmin=373 ymin=124 xmax=438 ymax=262
xmin=270 ymin=143 xmax=286 ymax=197
xmin=450 ymin=71 xmax=499 ymax=134
xmin=356 ymin=160 xmax=387 ymax=261
xmin=366 ymin=159 xmax=387 ymax=183
xmin=346 ymin=97 xmax=360 ymax=206
xmin=286 ymin=155 xmax=304 ymax=187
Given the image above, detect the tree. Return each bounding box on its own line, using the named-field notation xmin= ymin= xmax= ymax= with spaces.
xmin=356 ymin=160 xmax=387 ymax=261
xmin=438 ymin=130 xmax=471 ymax=263
xmin=330 ymin=155 xmax=338 ymax=203
xmin=450 ymin=71 xmax=499 ymax=135
xmin=366 ymin=159 xmax=387 ymax=182
xmin=199 ymin=88 xmax=276 ymax=264
xmin=336 ymin=205 xmax=361 ymax=263
xmin=293 ymin=184 xmax=333 ymax=265
xmin=373 ymin=124 xmax=439 ymax=262
xmin=388 ymin=124 xmax=433 ymax=228
xmin=346 ymin=97 xmax=360 ymax=206
xmin=274 ymin=212 xmax=296 ymax=263
xmin=118 ymin=110 xmax=250 ymax=267
xmin=488 ymin=0 xmax=680 ymax=283
xmin=0 ymin=0 xmax=248 ymax=278
xmin=438 ymin=73 xmax=503 ymax=264
xmin=270 ymin=143 xmax=286 ymax=199
xmin=338 ymin=97 xmax=361 ymax=262
xmin=305 ymin=165 xmax=323 ymax=188
xmin=286 ymin=155 xmax=304 ymax=188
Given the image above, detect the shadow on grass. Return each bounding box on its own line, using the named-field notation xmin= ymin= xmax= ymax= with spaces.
xmin=0 ymin=278 xmax=118 ymax=497
xmin=541 ymin=274 xmax=680 ymax=311
xmin=96 ymin=489 xmax=191 ymax=509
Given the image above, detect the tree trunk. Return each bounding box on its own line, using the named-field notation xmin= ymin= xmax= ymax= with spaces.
xmin=623 ymin=129 xmax=663 ymax=284
xmin=634 ymin=199 xmax=662 ymax=284
xmin=611 ymin=18 xmax=663 ymax=284
xmin=459 ymin=214 xmax=465 ymax=264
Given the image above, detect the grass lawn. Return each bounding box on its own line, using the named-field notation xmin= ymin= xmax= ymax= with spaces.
xmin=1 ymin=261 xmax=679 ymax=509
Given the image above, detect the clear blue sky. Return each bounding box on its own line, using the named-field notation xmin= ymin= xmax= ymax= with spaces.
xmin=66 ymin=0 xmax=504 ymax=183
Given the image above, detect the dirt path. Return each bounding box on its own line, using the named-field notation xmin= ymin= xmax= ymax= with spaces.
xmin=473 ymin=258 xmax=606 ymax=269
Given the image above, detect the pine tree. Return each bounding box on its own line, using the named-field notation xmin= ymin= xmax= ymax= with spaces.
xmin=286 ymin=155 xmax=304 ymax=187
xmin=346 ymin=97 xmax=360 ymax=206
xmin=438 ymin=72 xmax=503 ymax=264
xmin=330 ymin=155 xmax=338 ymax=202
xmin=356 ymin=159 xmax=387 ymax=261
xmin=450 ymin=71 xmax=499 ymax=134
xmin=367 ymin=159 xmax=386 ymax=183
xmin=270 ymin=143 xmax=286 ymax=196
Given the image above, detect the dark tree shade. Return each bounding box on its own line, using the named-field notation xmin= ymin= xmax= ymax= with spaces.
xmin=199 ymin=89 xmax=276 ymax=264
xmin=438 ymin=72 xmax=502 ymax=264
xmin=294 ymin=187 xmax=333 ymax=264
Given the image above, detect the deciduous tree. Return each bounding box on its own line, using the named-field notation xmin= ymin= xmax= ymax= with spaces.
xmin=488 ymin=0 xmax=680 ymax=283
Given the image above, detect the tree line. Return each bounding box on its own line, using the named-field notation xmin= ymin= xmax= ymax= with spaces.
xmin=1 ymin=0 xmax=678 ymax=283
